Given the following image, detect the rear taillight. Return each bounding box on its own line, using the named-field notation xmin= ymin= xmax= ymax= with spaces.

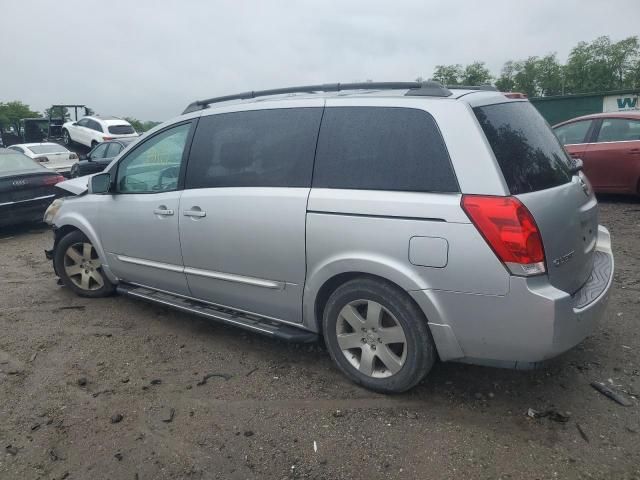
xmin=461 ymin=195 xmax=545 ymax=276
xmin=69 ymin=153 xmax=78 ymax=160
xmin=102 ymin=136 xmax=115 ymax=141
xmin=35 ymin=156 xmax=49 ymax=163
xmin=42 ymin=175 xmax=65 ymax=186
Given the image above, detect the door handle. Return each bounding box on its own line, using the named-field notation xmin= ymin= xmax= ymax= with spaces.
xmin=183 ymin=209 xmax=206 ymax=218
xmin=153 ymin=208 xmax=174 ymax=216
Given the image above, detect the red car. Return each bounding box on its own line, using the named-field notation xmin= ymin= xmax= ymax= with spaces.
xmin=553 ymin=112 xmax=640 ymax=195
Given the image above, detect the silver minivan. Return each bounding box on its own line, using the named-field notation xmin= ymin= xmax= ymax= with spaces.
xmin=44 ymin=82 xmax=614 ymax=393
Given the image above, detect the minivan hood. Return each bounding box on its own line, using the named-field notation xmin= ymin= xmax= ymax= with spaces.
xmin=55 ymin=175 xmax=90 ymax=195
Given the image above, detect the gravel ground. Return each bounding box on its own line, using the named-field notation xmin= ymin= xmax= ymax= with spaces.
xmin=0 ymin=195 xmax=638 ymax=480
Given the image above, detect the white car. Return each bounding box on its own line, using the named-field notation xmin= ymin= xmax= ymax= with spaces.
xmin=8 ymin=143 xmax=78 ymax=174
xmin=62 ymin=115 xmax=138 ymax=148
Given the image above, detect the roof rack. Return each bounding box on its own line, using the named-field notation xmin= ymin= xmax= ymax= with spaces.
xmin=182 ymin=81 xmax=453 ymax=114
xmin=447 ymin=85 xmax=498 ymax=91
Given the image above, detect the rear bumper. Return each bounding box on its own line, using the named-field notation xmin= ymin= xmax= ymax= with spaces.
xmin=412 ymin=225 xmax=614 ymax=368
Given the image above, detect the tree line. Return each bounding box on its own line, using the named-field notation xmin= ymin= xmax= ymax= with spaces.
xmin=418 ymin=35 xmax=640 ymax=97
xmin=0 ymin=101 xmax=159 ymax=135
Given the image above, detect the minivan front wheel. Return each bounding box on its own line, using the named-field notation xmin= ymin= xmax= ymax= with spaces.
xmin=54 ymin=230 xmax=115 ymax=298
xmin=323 ymin=277 xmax=436 ymax=393
xmin=63 ymin=130 xmax=71 ymax=146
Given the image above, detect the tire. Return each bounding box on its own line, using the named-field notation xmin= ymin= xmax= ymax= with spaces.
xmin=322 ymin=277 xmax=436 ymax=393
xmin=62 ymin=129 xmax=72 ymax=147
xmin=54 ymin=230 xmax=115 ymax=298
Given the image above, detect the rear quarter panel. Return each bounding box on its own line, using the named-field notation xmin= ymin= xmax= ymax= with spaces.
xmin=303 ymin=190 xmax=510 ymax=330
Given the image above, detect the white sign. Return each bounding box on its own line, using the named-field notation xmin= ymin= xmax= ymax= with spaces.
xmin=603 ymin=93 xmax=639 ymax=112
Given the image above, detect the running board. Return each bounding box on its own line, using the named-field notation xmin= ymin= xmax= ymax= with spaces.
xmin=117 ymin=284 xmax=317 ymax=343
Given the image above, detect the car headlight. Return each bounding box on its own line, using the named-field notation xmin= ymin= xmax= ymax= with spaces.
xmin=43 ymin=198 xmax=64 ymax=225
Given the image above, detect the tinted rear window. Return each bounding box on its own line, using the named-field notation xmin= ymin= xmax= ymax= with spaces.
xmin=474 ymin=102 xmax=571 ymax=195
xmin=109 ymin=125 xmax=135 ymax=135
xmin=186 ymin=108 xmax=323 ymax=189
xmin=313 ymin=107 xmax=458 ymax=192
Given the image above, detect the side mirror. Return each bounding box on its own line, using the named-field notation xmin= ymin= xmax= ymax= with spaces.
xmin=72 ymin=122 xmax=78 ymax=126
xmin=89 ymin=172 xmax=111 ymax=194
xmin=80 ymin=153 xmax=88 ymax=160
xmin=569 ymin=157 xmax=583 ymax=175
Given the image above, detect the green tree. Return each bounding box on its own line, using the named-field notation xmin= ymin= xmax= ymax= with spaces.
xmin=461 ymin=61 xmax=492 ymax=85
xmin=495 ymin=60 xmax=517 ymax=92
xmin=535 ymin=54 xmax=564 ymax=96
xmin=565 ymin=36 xmax=639 ymax=92
xmin=432 ymin=64 xmax=463 ymax=85
xmin=0 ymin=101 xmax=41 ymax=133
xmin=626 ymin=58 xmax=640 ymax=88
xmin=124 ymin=117 xmax=161 ymax=132
xmin=513 ymin=57 xmax=540 ymax=97
xmin=123 ymin=117 xmax=144 ymax=132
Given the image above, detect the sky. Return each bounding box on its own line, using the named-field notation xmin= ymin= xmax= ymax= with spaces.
xmin=1 ymin=0 xmax=638 ymax=122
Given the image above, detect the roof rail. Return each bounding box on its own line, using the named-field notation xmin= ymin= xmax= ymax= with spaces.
xmin=447 ymin=85 xmax=498 ymax=91
xmin=182 ymin=81 xmax=452 ymax=114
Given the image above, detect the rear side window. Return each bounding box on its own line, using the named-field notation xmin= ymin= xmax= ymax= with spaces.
xmin=109 ymin=125 xmax=135 ymax=135
xmin=474 ymin=102 xmax=571 ymax=195
xmin=186 ymin=108 xmax=323 ymax=189
xmin=596 ymin=118 xmax=640 ymax=142
xmin=312 ymin=107 xmax=457 ymax=192
xmin=88 ymin=120 xmax=103 ymax=132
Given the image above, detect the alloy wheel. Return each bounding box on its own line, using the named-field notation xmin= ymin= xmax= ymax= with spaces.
xmin=335 ymin=299 xmax=407 ymax=378
xmin=63 ymin=242 xmax=104 ymax=291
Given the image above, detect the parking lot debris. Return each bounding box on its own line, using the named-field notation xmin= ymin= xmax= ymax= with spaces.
xmin=110 ymin=413 xmax=124 ymax=424
xmin=333 ymin=410 xmax=345 ymax=418
xmin=57 ymin=305 xmax=86 ymax=311
xmin=92 ymin=389 xmax=114 ymax=398
xmin=150 ymin=379 xmax=162 ymax=385
xmin=161 ymin=407 xmax=175 ymax=423
xmin=29 ymin=352 xmax=37 ymax=363
xmin=527 ymin=408 xmax=570 ymax=423
xmin=49 ymin=448 xmax=63 ymax=461
xmin=576 ymin=423 xmax=590 ymax=443
xmin=245 ymin=367 xmax=259 ymax=377
xmin=5 ymin=444 xmax=18 ymax=455
xmin=244 ymin=430 xmax=254 ymax=437
xmin=77 ymin=377 xmax=87 ymax=387
xmin=196 ymin=372 xmax=232 ymax=386
xmin=591 ymin=381 xmax=633 ymax=406
xmin=114 ymin=452 xmax=123 ymax=461
xmin=31 ymin=423 xmax=41 ymax=431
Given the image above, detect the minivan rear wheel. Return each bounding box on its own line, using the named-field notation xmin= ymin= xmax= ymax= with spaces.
xmin=322 ymin=277 xmax=436 ymax=393
xmin=63 ymin=130 xmax=72 ymax=146
xmin=54 ymin=230 xmax=115 ymax=298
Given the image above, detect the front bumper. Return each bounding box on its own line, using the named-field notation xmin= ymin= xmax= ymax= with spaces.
xmin=412 ymin=225 xmax=614 ymax=368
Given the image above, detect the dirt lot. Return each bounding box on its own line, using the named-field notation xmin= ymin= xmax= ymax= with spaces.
xmin=0 ymin=196 xmax=639 ymax=480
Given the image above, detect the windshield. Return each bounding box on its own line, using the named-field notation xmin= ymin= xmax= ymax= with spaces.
xmin=27 ymin=144 xmax=69 ymax=154
xmin=474 ymin=102 xmax=572 ymax=195
xmin=0 ymin=152 xmax=44 ymax=174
